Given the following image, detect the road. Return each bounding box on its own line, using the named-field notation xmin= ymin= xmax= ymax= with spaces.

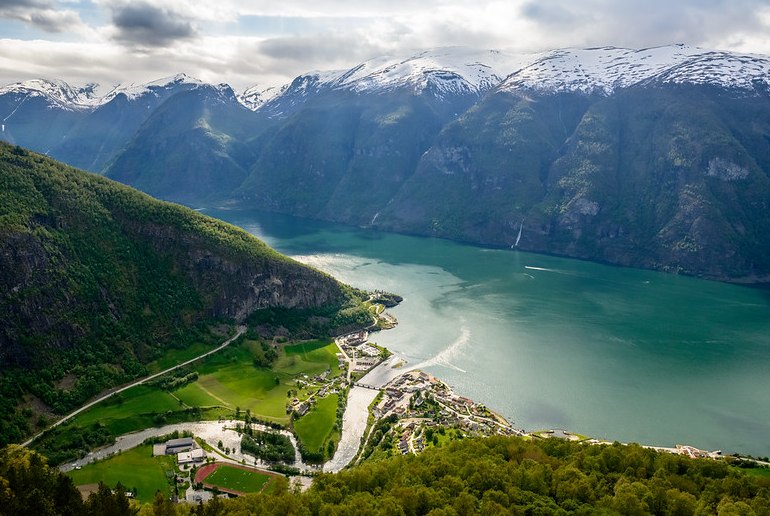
xmin=22 ymin=325 xmax=246 ymax=447
xmin=58 ymin=419 xmax=315 ymax=474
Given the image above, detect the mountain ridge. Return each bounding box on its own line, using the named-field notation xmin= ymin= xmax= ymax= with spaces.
xmin=3 ymin=44 xmax=770 ymax=283
xmin=4 ymin=44 xmax=770 ymax=114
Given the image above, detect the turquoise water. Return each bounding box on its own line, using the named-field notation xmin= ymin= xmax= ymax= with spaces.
xmin=206 ymin=208 xmax=770 ymax=456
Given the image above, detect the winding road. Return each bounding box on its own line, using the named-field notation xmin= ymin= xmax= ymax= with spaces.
xmin=22 ymin=326 xmax=246 ymax=447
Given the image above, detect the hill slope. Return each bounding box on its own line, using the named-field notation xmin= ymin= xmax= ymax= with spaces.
xmin=104 ymin=85 xmax=260 ymax=204
xmin=0 ymin=143 xmax=358 ymax=445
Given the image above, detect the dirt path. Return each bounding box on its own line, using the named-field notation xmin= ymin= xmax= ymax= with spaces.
xmin=196 ymin=382 xmax=233 ymax=408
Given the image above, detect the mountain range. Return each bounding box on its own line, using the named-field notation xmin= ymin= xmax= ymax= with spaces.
xmin=2 ymin=44 xmax=770 ymax=282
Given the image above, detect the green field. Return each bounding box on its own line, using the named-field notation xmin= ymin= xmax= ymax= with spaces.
xmin=204 ymin=465 xmax=273 ymax=493
xmin=64 ymin=339 xmax=340 ymax=434
xmin=174 ymin=382 xmax=228 ymax=407
xmin=739 ymin=466 xmax=770 ymax=478
xmin=173 ymin=338 xmax=339 ymax=425
xmin=67 ymin=445 xmax=175 ymax=504
xmin=72 ymin=386 xmax=180 ymax=427
xmin=282 ymin=340 xmax=340 ymax=376
xmin=174 ymin=344 xmax=290 ymax=423
xmin=146 ymin=341 xmax=220 ymax=373
xmin=43 ymin=338 xmax=341 ymax=465
xmin=294 ymin=394 xmax=339 ymax=454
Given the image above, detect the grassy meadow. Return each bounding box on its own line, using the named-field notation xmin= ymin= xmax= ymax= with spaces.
xmin=40 ymin=337 xmax=343 ymax=465
xmin=294 ymin=394 xmax=340 ymax=456
xmin=67 ymin=445 xmax=175 ymax=504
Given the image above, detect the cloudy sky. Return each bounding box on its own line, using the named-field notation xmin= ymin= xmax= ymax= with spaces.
xmin=1 ymin=0 xmax=770 ymax=92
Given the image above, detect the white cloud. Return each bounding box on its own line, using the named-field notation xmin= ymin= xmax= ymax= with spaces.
xmin=0 ymin=0 xmax=90 ymax=34
xmin=1 ymin=0 xmax=770 ymax=92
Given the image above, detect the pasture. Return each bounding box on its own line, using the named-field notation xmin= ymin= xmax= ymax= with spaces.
xmin=67 ymin=445 xmax=175 ymax=504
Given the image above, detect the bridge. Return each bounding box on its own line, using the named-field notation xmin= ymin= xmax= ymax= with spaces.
xmin=353 ymin=382 xmax=381 ymax=391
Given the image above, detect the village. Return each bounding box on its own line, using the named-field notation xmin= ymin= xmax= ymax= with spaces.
xmin=327 ymin=327 xmax=524 ymax=461
xmin=332 ymin=330 xmax=729 ymax=466
xmin=65 ymin=324 xmax=744 ymax=506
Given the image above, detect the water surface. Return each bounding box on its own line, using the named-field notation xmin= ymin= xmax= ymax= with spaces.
xmin=206 ymin=208 xmax=770 ymax=456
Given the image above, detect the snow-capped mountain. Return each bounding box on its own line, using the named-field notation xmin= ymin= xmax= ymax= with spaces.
xmin=0 ymin=73 xmax=210 ymax=112
xmin=0 ymin=78 xmax=101 ymax=110
xmin=99 ymin=73 xmax=206 ymax=103
xmin=498 ymin=45 xmax=770 ymax=94
xmin=237 ymin=47 xmax=515 ymax=112
xmin=324 ymin=47 xmax=513 ymax=96
xmin=9 ymin=44 xmax=769 ymax=115
xmin=236 ymin=44 xmax=770 ymax=114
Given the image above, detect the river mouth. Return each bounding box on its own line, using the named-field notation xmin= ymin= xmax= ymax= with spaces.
xmin=204 ymin=207 xmax=770 ymax=457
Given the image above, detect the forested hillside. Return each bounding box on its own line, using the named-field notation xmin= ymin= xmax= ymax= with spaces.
xmin=3 ymin=436 xmax=769 ymax=515
xmin=0 ymin=143 xmax=364 ymax=446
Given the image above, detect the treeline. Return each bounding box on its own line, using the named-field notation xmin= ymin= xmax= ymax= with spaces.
xmin=0 ymin=445 xmax=131 ymax=516
xmin=197 ymin=436 xmax=770 ymax=515
xmin=150 ymin=371 xmax=199 ymax=391
xmin=241 ymin=431 xmax=295 ymax=463
xmin=246 ymin=293 xmax=372 ymax=340
xmin=4 ymin=436 xmax=770 ymax=514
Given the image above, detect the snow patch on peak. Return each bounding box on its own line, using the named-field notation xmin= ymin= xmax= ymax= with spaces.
xmin=499 ymin=45 xmax=770 ymax=94
xmin=0 ymin=78 xmax=100 ymax=110
xmin=145 ymin=73 xmax=202 ymax=88
xmin=102 ymin=73 xmax=205 ymax=103
xmin=327 ymin=47 xmax=514 ymax=96
xmin=237 ymin=84 xmax=288 ymax=111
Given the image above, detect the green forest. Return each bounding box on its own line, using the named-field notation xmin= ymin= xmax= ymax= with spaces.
xmin=0 ymin=143 xmax=364 ymax=446
xmin=4 ymin=434 xmax=770 ymax=515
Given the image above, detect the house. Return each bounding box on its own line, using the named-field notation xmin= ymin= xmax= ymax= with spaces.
xmin=177 ymin=448 xmax=207 ymax=465
xmin=342 ymin=331 xmax=368 ymax=347
xmin=295 ymin=402 xmax=310 ymax=417
xmin=165 ymin=437 xmax=195 ymax=455
xmin=386 ymin=388 xmax=402 ymax=399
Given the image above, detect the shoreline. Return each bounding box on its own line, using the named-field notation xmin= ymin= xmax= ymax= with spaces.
xmin=57 ymin=326 xmax=768 ymax=493
xmin=332 ymin=333 xmax=738 ymax=468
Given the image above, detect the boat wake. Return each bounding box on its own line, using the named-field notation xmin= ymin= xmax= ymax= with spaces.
xmin=412 ymin=326 xmax=470 ymax=373
xmin=524 ymin=265 xmax=571 ymax=275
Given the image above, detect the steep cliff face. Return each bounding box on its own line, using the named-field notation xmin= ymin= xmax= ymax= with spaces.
xmin=133 ymin=224 xmax=346 ymax=321
xmin=376 ymin=87 xmax=770 ymax=282
xmin=0 ymin=143 xmax=355 ymax=444
xmin=104 ymin=87 xmax=262 ymax=204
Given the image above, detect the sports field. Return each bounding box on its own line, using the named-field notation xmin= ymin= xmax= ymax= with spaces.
xmin=196 ymin=463 xmax=274 ymax=494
